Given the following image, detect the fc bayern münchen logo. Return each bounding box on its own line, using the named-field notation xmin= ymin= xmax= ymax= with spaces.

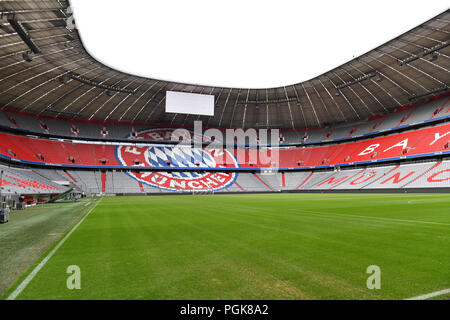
xmin=116 ymin=128 xmax=239 ymax=192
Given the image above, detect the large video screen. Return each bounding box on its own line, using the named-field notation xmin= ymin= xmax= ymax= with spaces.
xmin=165 ymin=91 xmax=214 ymax=116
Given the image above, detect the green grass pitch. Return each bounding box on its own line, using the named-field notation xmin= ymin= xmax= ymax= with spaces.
xmin=3 ymin=193 xmax=450 ymax=300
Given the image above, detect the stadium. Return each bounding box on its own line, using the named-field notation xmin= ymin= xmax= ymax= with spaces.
xmin=0 ymin=0 xmax=449 ymax=304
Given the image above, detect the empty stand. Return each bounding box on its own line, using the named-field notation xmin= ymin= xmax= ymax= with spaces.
xmin=1 ymin=122 xmax=449 ymax=170
xmin=0 ymin=96 xmax=448 ymax=145
xmin=7 ymin=158 xmax=447 ymax=196
xmin=0 ymin=165 xmax=67 ymax=195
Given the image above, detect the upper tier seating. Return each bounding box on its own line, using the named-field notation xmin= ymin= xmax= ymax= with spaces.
xmin=0 ymin=95 xmax=448 ymax=144
xmin=1 ymin=122 xmax=449 ymax=170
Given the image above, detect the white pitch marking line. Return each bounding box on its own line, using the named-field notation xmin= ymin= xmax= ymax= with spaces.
xmin=6 ymin=198 xmax=101 ymax=300
xmin=84 ymin=201 xmax=91 ymax=207
xmin=293 ymin=209 xmax=450 ymax=226
xmin=405 ymin=288 xmax=450 ymax=300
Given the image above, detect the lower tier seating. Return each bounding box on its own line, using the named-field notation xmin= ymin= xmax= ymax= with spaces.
xmin=20 ymin=159 xmax=448 ymax=196
xmin=0 ymin=165 xmax=68 ymax=195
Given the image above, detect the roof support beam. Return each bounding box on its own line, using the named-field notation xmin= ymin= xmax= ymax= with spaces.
xmin=229 ymin=89 xmax=242 ymax=128
xmin=103 ymin=80 xmax=144 ymax=121
xmin=132 ymin=82 xmax=167 ymax=122
xmin=237 ymin=97 xmax=297 ymax=104
xmin=408 ymin=85 xmax=448 ymax=101
xmin=204 ymin=87 xmax=221 ymax=126
xmin=62 ymin=74 xmax=123 ymax=114
xmin=310 ymin=83 xmax=334 ymax=122
xmin=218 ymin=88 xmax=232 ymax=127
xmin=301 ymin=83 xmax=320 ymax=127
xmin=26 ymin=62 xmax=100 ymax=112
xmin=145 ymin=83 xmax=180 ymax=122
xmin=242 ymin=88 xmax=250 ymax=128
xmin=340 ymin=67 xmax=388 ymax=112
xmin=326 ymin=75 xmax=362 ymax=120
xmin=83 ymin=77 xmax=133 ymax=119
xmin=283 ymin=86 xmax=295 ymax=129
xmin=358 ymin=55 xmax=411 ymax=96
xmin=7 ymin=16 xmax=41 ymax=54
xmin=316 ymin=79 xmax=347 ymax=122
xmin=370 ymin=50 xmax=428 ymax=92
xmin=397 ymin=41 xmax=449 ymax=66
xmin=38 ymin=66 xmax=104 ymax=115
xmin=119 ymin=81 xmax=160 ymax=121
xmin=292 ymin=85 xmax=307 ymax=128
xmin=348 ymin=62 xmax=402 ymax=107
xmin=333 ymin=71 xmax=373 ymax=116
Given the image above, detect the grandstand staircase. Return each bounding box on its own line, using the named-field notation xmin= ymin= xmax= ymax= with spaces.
xmin=256 ymin=173 xmax=283 ymax=191
xmin=46 ymin=188 xmax=74 ymax=203
xmin=101 ymin=171 xmax=106 ymax=193
xmin=138 ymin=181 xmax=144 ymax=193
xmin=396 ymin=107 xmax=417 ymax=127
xmin=296 ymin=172 xmax=314 ymax=190
xmin=430 ymin=98 xmax=450 ymax=119
xmin=252 ymin=174 xmax=274 ymax=191
xmin=234 ymin=181 xmax=245 ymax=192
xmin=64 ymin=170 xmax=77 ymax=183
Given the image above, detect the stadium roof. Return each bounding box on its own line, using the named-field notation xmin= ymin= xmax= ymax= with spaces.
xmin=0 ymin=1 xmax=449 ymax=129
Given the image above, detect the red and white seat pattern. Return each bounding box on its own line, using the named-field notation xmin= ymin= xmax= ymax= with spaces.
xmin=0 ymin=122 xmax=449 ymax=169
xmin=0 ymin=165 xmax=66 ymax=195
xmin=0 ymin=95 xmax=448 ymax=143
xmin=41 ymin=160 xmax=449 ymax=195
xmin=303 ymin=161 xmax=449 ymax=190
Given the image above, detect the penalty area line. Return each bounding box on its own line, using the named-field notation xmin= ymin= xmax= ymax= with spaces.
xmin=405 ymin=288 xmax=450 ymax=300
xmin=5 ymin=198 xmax=102 ymax=300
